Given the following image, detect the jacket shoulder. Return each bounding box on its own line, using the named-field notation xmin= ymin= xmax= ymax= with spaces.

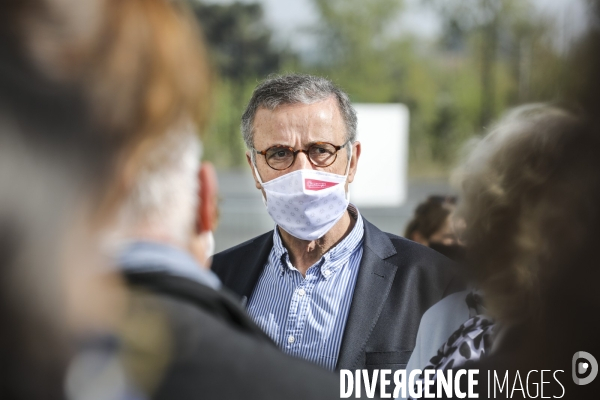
xmin=382 ymin=231 xmax=464 ymax=296
xmin=386 ymin=231 xmax=456 ymax=267
xmin=124 ymin=289 xmax=339 ymax=400
xmin=211 ymin=231 xmax=274 ymax=296
xmin=123 ymin=271 xmax=270 ymax=339
xmin=212 ymin=231 xmax=271 ymax=268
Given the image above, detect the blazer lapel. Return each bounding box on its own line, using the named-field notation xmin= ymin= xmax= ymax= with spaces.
xmin=336 ymin=219 xmax=398 ymax=370
xmin=239 ymin=231 xmax=274 ymax=300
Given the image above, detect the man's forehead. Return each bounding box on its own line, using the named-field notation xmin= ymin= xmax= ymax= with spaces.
xmin=254 ymin=97 xmax=342 ymax=125
xmin=262 ymin=92 xmax=335 ymax=108
xmin=253 ymin=104 xmax=345 ymax=142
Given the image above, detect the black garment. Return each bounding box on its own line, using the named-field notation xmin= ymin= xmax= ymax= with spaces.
xmin=444 ymin=300 xmax=600 ymax=399
xmin=121 ymin=271 xmax=340 ymax=400
xmin=212 ymin=218 xmax=462 ymax=373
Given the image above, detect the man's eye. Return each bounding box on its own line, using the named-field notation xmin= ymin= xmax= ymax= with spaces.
xmin=268 ymin=149 xmax=291 ymax=159
xmin=310 ymin=145 xmax=334 ymax=156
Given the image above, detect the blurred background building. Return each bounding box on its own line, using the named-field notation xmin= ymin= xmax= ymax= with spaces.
xmin=185 ymin=0 xmax=588 ymax=251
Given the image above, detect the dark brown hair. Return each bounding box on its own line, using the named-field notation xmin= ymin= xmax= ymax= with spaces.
xmin=404 ymin=195 xmax=456 ymax=241
xmin=455 ymin=104 xmax=600 ymax=325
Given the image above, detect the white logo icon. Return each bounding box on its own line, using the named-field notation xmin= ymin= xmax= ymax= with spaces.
xmin=572 ymin=351 xmax=598 ymax=385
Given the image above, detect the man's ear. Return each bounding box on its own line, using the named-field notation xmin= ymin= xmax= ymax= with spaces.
xmin=346 ymin=141 xmax=361 ymax=184
xmin=195 ymin=162 xmax=218 ymax=233
xmin=246 ymin=151 xmax=262 ymax=190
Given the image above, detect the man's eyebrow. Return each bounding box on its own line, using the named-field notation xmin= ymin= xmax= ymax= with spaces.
xmin=254 ymin=143 xmax=292 ymax=151
xmin=260 ymin=139 xmax=332 ymax=150
xmin=265 ymin=143 xmax=293 ymax=148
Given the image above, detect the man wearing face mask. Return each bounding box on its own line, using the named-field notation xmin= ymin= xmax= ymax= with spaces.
xmin=212 ymin=74 xmax=461 ymax=374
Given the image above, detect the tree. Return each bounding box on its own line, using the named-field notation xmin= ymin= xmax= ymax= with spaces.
xmin=191 ymin=1 xmax=290 ymax=166
xmin=193 ymin=2 xmax=282 ymax=80
xmin=310 ymin=0 xmax=406 ymax=100
xmin=423 ymin=0 xmax=563 ymax=127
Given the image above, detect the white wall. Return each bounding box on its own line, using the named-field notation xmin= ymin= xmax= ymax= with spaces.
xmin=349 ymin=103 xmax=409 ymax=208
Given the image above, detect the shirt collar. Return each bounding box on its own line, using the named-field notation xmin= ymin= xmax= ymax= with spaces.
xmin=117 ymin=240 xmax=221 ymax=289
xmin=271 ymin=204 xmax=364 ymax=278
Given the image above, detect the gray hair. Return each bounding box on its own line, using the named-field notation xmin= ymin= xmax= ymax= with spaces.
xmin=241 ymin=74 xmax=357 ymax=151
xmin=116 ymin=123 xmax=201 ymax=246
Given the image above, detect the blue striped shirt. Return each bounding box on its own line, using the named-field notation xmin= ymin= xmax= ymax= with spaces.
xmin=246 ymin=205 xmax=364 ymax=370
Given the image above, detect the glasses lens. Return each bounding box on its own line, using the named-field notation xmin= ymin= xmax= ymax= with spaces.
xmin=265 ymin=146 xmax=294 ymax=169
xmin=308 ymin=143 xmax=338 ymax=166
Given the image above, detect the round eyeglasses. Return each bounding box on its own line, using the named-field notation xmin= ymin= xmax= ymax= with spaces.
xmin=252 ymin=141 xmax=350 ymax=171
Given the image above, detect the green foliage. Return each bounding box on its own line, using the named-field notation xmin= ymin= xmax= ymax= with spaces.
xmin=193 ymin=1 xmax=282 ymax=79
xmin=190 ymin=0 xmax=569 ymax=176
xmin=191 ymin=1 xmax=290 ymax=167
xmin=306 ymin=0 xmax=568 ymax=176
xmin=201 ymin=79 xmax=254 ymax=168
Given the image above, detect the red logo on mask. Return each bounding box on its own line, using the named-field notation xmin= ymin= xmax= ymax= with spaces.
xmin=305 ymin=179 xmax=339 ymax=191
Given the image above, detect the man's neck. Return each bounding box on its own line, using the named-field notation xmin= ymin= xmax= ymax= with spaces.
xmin=278 ymin=210 xmax=356 ymax=276
xmin=118 ymin=227 xmax=210 ymax=268
xmin=123 ymin=226 xmax=179 ymax=247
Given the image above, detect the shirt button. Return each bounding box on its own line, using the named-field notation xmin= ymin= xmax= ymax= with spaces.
xmin=288 ymin=335 xmax=295 ymax=344
xmin=297 ymin=288 xmax=306 ymax=296
xmin=323 ymin=270 xmax=331 ymax=277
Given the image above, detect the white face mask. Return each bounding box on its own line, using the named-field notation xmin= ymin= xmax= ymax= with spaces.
xmin=253 ymin=146 xmax=352 ymax=241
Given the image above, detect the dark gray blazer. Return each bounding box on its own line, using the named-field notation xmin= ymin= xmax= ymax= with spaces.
xmin=212 ymin=218 xmax=462 ymax=373
xmin=123 ymin=271 xmax=339 ymax=399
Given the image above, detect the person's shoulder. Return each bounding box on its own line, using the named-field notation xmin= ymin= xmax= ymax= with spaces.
xmin=211 ymin=231 xmax=274 ymax=286
xmin=149 ymin=290 xmax=238 ymax=338
xmin=212 ymin=230 xmax=273 ymax=261
xmin=384 ymin=231 xmax=456 ymax=267
xmin=420 ymin=290 xmax=470 ymax=325
xmin=364 ymin=224 xmax=464 ymax=294
xmin=127 ymin=288 xmax=339 ymax=400
xmin=361 ymin=218 xmax=457 ymax=271
xmin=125 ymin=273 xmax=269 ymax=338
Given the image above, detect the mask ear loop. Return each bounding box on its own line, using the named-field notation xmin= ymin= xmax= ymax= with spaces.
xmin=344 ymin=142 xmax=353 ymax=202
xmin=344 ymin=142 xmax=353 ymax=177
xmin=250 ymin=150 xmax=264 ymax=185
xmin=250 ymin=151 xmax=268 ymax=206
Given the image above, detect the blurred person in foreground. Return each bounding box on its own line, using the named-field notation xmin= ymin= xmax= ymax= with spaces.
xmin=212 ymin=74 xmax=461 ymax=376
xmin=404 ymin=195 xmax=464 ymax=263
xmin=0 ymin=0 xmax=208 ymax=398
xmin=433 ymin=103 xmax=600 ymax=398
xmin=109 ymin=124 xmax=339 ymax=399
xmin=1 ymin=1 xmax=341 ymax=399
xmin=441 ymin=4 xmax=600 ymax=394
